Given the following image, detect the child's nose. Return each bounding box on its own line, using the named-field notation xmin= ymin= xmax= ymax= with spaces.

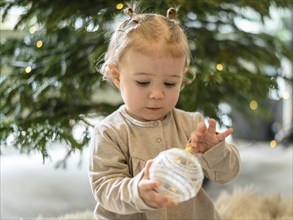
xmin=149 ymin=87 xmax=164 ymax=99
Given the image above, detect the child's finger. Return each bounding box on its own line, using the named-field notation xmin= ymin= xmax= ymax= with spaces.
xmin=190 ymin=122 xmax=206 ymax=143
xmin=188 ymin=132 xmax=199 ymax=147
xmin=217 ymin=128 xmax=233 ymax=141
xmin=139 ymin=179 xmax=159 ymax=191
xmin=196 ymin=121 xmax=207 ymax=134
xmin=207 ymin=118 xmax=216 ymax=134
xmin=143 ymin=159 xmax=153 ymax=179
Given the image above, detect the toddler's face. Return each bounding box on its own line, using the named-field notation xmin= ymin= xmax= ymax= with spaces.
xmin=110 ymin=48 xmax=186 ymax=121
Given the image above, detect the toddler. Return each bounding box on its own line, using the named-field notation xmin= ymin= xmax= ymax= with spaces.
xmin=89 ymin=4 xmax=240 ymax=220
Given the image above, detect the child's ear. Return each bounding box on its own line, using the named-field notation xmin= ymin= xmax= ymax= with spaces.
xmin=108 ymin=64 xmax=120 ymax=89
xmin=183 ymin=67 xmax=189 ymax=74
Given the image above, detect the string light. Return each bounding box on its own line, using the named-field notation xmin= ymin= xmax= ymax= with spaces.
xmin=216 ymin=64 xmax=223 ymax=71
xmin=29 ymin=26 xmax=36 ymax=34
xmin=36 ymin=40 xmax=43 ymax=48
xmin=116 ymin=3 xmax=124 ymax=10
xmin=249 ymin=100 xmax=258 ymax=110
xmin=283 ymin=91 xmax=290 ymax=100
xmin=25 ymin=66 xmax=32 ymax=73
xmin=269 ymin=140 xmax=277 ymax=148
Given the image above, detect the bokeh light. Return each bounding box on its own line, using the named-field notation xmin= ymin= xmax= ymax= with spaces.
xmin=36 ymin=40 xmax=43 ymax=48
xmin=116 ymin=3 xmax=124 ymax=10
xmin=29 ymin=26 xmax=36 ymax=34
xmin=283 ymin=91 xmax=290 ymax=100
xmin=249 ymin=100 xmax=258 ymax=110
xmin=269 ymin=140 xmax=277 ymax=148
xmin=216 ymin=64 xmax=224 ymax=71
xmin=25 ymin=66 xmax=32 ymax=73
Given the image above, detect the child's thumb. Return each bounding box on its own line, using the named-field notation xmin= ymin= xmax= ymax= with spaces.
xmin=143 ymin=159 xmax=154 ymax=179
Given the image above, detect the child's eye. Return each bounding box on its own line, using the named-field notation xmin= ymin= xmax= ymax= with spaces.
xmin=136 ymin=81 xmax=150 ymax=86
xmin=164 ymin=82 xmax=176 ymax=87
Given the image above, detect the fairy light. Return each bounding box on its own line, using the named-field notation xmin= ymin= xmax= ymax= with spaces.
xmin=283 ymin=91 xmax=290 ymax=100
xmin=216 ymin=64 xmax=224 ymax=71
xmin=29 ymin=26 xmax=36 ymax=34
xmin=116 ymin=3 xmax=124 ymax=10
xmin=249 ymin=100 xmax=258 ymax=110
xmin=269 ymin=140 xmax=277 ymax=148
xmin=36 ymin=40 xmax=43 ymax=48
xmin=25 ymin=66 xmax=32 ymax=73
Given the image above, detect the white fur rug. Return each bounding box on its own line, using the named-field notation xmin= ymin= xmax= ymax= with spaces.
xmin=39 ymin=187 xmax=292 ymax=220
xmin=215 ymin=187 xmax=293 ymax=220
xmin=37 ymin=211 xmax=94 ymax=220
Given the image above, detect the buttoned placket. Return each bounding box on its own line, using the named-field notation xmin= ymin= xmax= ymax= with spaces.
xmin=153 ymin=121 xmax=164 ymax=145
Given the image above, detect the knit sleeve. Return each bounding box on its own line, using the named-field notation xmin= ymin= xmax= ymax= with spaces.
xmin=198 ymin=141 xmax=241 ymax=183
xmin=88 ymin=125 xmax=154 ymax=215
xmin=189 ymin=111 xmax=241 ymax=183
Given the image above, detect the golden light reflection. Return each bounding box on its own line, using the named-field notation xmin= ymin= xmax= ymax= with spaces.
xmin=25 ymin=66 xmax=32 ymax=73
xmin=249 ymin=100 xmax=258 ymax=110
xmin=29 ymin=26 xmax=36 ymax=34
xmin=216 ymin=64 xmax=223 ymax=71
xmin=269 ymin=140 xmax=277 ymax=148
xmin=36 ymin=40 xmax=43 ymax=48
xmin=116 ymin=3 xmax=124 ymax=10
xmin=283 ymin=91 xmax=290 ymax=100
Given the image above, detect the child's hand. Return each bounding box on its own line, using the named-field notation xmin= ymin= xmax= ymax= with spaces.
xmin=187 ymin=118 xmax=233 ymax=153
xmin=138 ymin=160 xmax=178 ymax=208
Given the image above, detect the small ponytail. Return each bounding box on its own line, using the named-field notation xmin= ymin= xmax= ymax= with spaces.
xmin=166 ymin=8 xmax=177 ymax=20
xmin=124 ymin=6 xmax=134 ymax=17
xmin=124 ymin=4 xmax=142 ymax=23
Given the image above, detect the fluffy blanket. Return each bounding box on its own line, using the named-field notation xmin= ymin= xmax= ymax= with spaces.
xmin=215 ymin=187 xmax=293 ymax=219
xmin=45 ymin=187 xmax=293 ymax=220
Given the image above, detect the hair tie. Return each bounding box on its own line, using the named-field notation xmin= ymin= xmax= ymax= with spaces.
xmin=124 ymin=6 xmax=142 ymax=23
xmin=167 ymin=8 xmax=177 ymax=20
xmin=124 ymin=7 xmax=134 ymax=17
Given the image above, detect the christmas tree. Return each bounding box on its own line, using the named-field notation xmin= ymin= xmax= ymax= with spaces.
xmin=1 ymin=0 xmax=292 ymax=161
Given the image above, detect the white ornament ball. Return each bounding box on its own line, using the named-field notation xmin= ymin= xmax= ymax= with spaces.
xmin=149 ymin=148 xmax=204 ymax=202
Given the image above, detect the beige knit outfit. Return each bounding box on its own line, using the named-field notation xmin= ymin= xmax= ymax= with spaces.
xmin=89 ymin=105 xmax=241 ymax=219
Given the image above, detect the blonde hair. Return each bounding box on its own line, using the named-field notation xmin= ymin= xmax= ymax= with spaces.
xmin=99 ymin=4 xmax=193 ymax=84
